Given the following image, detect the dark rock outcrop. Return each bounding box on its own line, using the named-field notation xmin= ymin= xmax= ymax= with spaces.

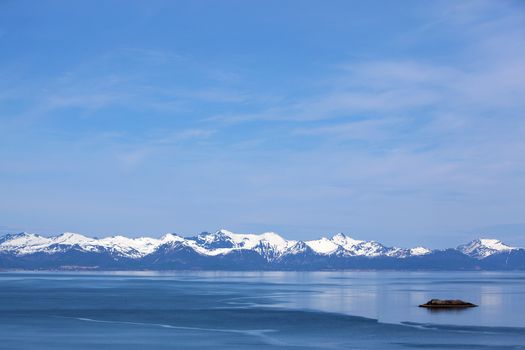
xmin=419 ymin=299 xmax=478 ymax=308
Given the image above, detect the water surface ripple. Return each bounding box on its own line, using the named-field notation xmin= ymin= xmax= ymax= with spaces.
xmin=1 ymin=271 xmax=524 ymax=349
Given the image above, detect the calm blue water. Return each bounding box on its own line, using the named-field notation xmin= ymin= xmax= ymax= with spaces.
xmin=1 ymin=271 xmax=524 ymax=349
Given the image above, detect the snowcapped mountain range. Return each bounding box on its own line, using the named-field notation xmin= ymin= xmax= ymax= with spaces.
xmin=0 ymin=230 xmax=431 ymax=260
xmin=457 ymin=238 xmax=516 ymax=259
xmin=0 ymin=230 xmax=523 ymax=270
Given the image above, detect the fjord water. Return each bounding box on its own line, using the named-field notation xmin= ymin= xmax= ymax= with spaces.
xmin=1 ymin=272 xmax=524 ymax=349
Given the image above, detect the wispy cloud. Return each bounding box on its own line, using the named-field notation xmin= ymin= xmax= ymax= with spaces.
xmin=293 ymin=118 xmax=403 ymax=141
xmin=1 ymin=0 xmax=524 ymax=245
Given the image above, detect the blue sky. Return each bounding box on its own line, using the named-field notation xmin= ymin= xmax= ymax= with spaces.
xmin=1 ymin=0 xmax=524 ymax=247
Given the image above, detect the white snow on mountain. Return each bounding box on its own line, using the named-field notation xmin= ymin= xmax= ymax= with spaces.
xmin=53 ymin=232 xmax=94 ymax=245
xmin=409 ymin=247 xmax=432 ymax=256
xmin=7 ymin=230 xmax=519 ymax=261
xmin=161 ymin=233 xmax=186 ymax=244
xmin=304 ymin=233 xmax=424 ymax=258
xmin=0 ymin=232 xmax=189 ymax=258
xmin=215 ymin=229 xmax=295 ymax=251
xmin=458 ymin=238 xmax=516 ymax=259
xmin=186 ymin=229 xmax=298 ymax=258
xmin=98 ymin=236 xmax=163 ymax=258
xmin=305 ymin=237 xmax=339 ymax=254
xmin=0 ymin=232 xmax=53 ymax=255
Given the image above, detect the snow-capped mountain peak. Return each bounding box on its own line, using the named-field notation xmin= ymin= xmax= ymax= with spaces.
xmin=97 ymin=235 xmax=161 ymax=257
xmin=193 ymin=230 xmax=296 ymax=259
xmin=409 ymin=246 xmax=432 ymax=256
xmin=458 ymin=238 xmax=516 ymax=259
xmin=161 ymin=233 xmax=185 ymax=243
xmin=331 ymin=233 xmax=363 ymax=247
xmin=0 ymin=230 xmax=520 ymax=268
xmin=210 ymin=230 xmax=292 ymax=249
xmin=0 ymin=232 xmax=51 ymax=252
xmin=53 ymin=232 xmax=94 ymax=245
xmin=305 ymin=237 xmax=339 ymax=254
xmin=258 ymin=232 xmax=294 ymax=250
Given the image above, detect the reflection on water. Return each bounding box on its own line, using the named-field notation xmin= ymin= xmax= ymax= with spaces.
xmin=6 ymin=270 xmax=522 ymax=327
xmin=230 ymin=271 xmax=524 ymax=328
xmin=421 ymin=308 xmax=473 ymax=314
xmin=481 ymin=285 xmax=503 ymax=307
xmin=0 ymin=271 xmax=524 ymax=350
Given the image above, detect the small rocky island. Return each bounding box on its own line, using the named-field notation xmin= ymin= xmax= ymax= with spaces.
xmin=419 ymin=299 xmax=478 ymax=308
